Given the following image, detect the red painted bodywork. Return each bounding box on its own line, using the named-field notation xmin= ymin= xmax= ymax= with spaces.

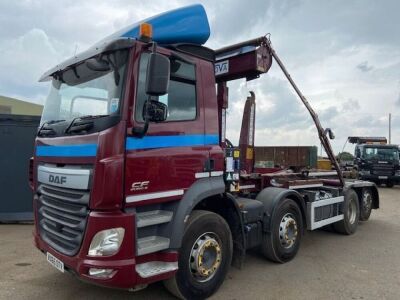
xmin=32 ymin=41 xmax=223 ymax=289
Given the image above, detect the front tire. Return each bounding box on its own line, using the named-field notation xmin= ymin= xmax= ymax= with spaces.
xmin=164 ymin=210 xmax=233 ymax=300
xmin=259 ymin=198 xmax=303 ymax=263
xmin=333 ymin=189 xmax=360 ymax=235
xmin=359 ymin=188 xmax=372 ymax=221
xmin=386 ymin=181 xmax=394 ymax=188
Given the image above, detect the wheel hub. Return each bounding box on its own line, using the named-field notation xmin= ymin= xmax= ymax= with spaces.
xmin=279 ymin=213 xmax=298 ymax=249
xmin=189 ymin=233 xmax=222 ymax=282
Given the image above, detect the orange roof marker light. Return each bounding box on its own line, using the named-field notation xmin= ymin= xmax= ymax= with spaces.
xmin=139 ymin=23 xmax=153 ymax=42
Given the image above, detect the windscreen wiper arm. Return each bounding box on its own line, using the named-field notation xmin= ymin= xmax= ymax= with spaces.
xmin=64 ymin=114 xmax=109 ymax=134
xmin=37 ymin=119 xmax=66 ymax=137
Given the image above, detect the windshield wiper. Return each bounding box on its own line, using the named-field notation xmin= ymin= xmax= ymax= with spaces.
xmin=38 ymin=119 xmax=66 ymax=137
xmin=65 ymin=114 xmax=109 ymax=134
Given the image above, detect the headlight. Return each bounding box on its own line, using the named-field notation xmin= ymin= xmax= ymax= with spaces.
xmin=88 ymin=228 xmax=125 ymax=257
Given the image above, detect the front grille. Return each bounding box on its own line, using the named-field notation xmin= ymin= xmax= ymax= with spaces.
xmin=372 ymin=164 xmax=394 ymax=176
xmin=37 ymin=184 xmax=89 ymax=256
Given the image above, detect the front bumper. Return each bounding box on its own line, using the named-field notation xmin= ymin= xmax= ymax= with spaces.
xmin=360 ymin=174 xmax=400 ymax=183
xmin=34 ymin=210 xmax=139 ymax=289
xmin=34 ymin=207 xmax=179 ymax=290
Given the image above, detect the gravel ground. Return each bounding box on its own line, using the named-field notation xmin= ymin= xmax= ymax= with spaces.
xmin=0 ymin=187 xmax=399 ymax=300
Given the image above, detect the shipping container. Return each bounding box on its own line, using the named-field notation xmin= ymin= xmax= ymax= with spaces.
xmin=254 ymin=146 xmax=318 ymax=170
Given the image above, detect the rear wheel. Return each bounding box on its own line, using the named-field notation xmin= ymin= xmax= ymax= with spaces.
xmin=164 ymin=210 xmax=232 ymax=300
xmin=260 ymin=198 xmax=303 ymax=263
xmin=359 ymin=188 xmax=372 ymax=221
xmin=333 ymin=189 xmax=359 ymax=235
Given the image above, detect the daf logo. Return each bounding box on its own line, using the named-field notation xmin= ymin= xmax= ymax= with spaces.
xmin=49 ymin=174 xmax=67 ymax=185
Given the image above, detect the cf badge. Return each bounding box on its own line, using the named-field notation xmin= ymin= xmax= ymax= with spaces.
xmin=131 ymin=181 xmax=149 ymax=191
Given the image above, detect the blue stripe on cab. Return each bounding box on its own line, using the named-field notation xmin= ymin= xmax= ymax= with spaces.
xmin=126 ymin=134 xmax=219 ymax=150
xmin=36 ymin=144 xmax=98 ymax=157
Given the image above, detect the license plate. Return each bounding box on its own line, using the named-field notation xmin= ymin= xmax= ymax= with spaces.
xmin=46 ymin=252 xmax=64 ymax=273
xmin=378 ymin=176 xmax=388 ymax=179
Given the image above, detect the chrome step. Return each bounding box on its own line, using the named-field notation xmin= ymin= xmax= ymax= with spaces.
xmin=137 ymin=210 xmax=173 ymax=228
xmin=136 ymin=261 xmax=178 ymax=278
xmin=137 ymin=236 xmax=170 ymax=256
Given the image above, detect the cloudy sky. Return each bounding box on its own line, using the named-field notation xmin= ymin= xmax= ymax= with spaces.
xmin=0 ymin=0 xmax=399 ymax=154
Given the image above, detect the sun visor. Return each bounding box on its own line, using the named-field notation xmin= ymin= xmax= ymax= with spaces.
xmin=39 ymin=4 xmax=210 ymax=82
xmin=102 ymin=4 xmax=210 ymax=45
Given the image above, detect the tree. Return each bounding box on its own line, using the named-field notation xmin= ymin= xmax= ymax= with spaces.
xmin=337 ymin=151 xmax=354 ymax=161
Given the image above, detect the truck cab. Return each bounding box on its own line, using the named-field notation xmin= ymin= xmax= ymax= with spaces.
xmin=33 ymin=34 xmax=223 ymax=283
xmin=351 ymin=137 xmax=400 ymax=187
xmin=354 ymin=144 xmax=400 ymax=186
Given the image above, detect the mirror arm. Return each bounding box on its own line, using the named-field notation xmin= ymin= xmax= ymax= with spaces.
xmin=131 ymin=119 xmax=149 ymax=138
xmin=131 ymin=99 xmax=150 ymax=138
xmin=107 ymin=53 xmax=120 ymax=85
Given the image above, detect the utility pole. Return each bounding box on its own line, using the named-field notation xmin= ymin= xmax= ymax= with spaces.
xmin=389 ymin=113 xmax=391 ymax=144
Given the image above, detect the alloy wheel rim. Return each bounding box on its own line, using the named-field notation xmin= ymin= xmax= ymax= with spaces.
xmin=279 ymin=213 xmax=298 ymax=249
xmin=189 ymin=232 xmax=222 ymax=282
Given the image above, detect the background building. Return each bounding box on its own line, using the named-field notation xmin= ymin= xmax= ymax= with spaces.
xmin=0 ymin=95 xmax=43 ymax=116
xmin=0 ymin=95 xmax=42 ymax=221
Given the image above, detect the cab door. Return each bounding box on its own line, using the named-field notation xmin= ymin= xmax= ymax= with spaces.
xmin=124 ymin=48 xmax=216 ymax=206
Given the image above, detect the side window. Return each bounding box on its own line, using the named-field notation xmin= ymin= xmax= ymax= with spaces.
xmin=135 ymin=53 xmax=197 ymax=122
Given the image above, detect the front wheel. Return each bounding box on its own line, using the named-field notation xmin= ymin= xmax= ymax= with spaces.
xmin=333 ymin=189 xmax=360 ymax=235
xmin=386 ymin=181 xmax=394 ymax=188
xmin=164 ymin=210 xmax=233 ymax=300
xmin=359 ymin=188 xmax=372 ymax=221
xmin=259 ymin=198 xmax=303 ymax=263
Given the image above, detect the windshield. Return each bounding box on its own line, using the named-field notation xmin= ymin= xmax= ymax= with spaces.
xmin=362 ymin=147 xmax=399 ymax=161
xmin=40 ymin=50 xmax=128 ymax=126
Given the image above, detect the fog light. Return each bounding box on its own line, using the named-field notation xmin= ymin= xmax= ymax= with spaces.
xmin=88 ymin=268 xmax=115 ymax=279
xmin=88 ymin=228 xmax=125 ymax=257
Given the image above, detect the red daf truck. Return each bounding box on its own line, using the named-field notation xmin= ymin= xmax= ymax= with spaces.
xmin=31 ymin=5 xmax=379 ymax=299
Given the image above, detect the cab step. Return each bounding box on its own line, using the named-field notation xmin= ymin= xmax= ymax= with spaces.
xmin=137 ymin=236 xmax=170 ymax=256
xmin=136 ymin=261 xmax=178 ymax=278
xmin=137 ymin=210 xmax=173 ymax=228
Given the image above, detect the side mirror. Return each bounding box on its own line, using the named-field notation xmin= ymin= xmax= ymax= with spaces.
xmin=145 ymin=53 xmax=170 ymax=96
xmin=143 ymin=100 xmax=168 ymax=122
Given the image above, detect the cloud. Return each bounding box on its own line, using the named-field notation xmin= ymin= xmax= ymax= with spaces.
xmin=0 ymin=28 xmax=60 ymax=103
xmin=342 ymin=98 xmax=361 ymax=112
xmin=319 ymin=106 xmax=340 ymax=122
xmin=357 ymin=61 xmax=373 ymax=72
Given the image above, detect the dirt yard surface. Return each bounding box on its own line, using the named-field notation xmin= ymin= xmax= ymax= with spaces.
xmin=1 ymin=187 xmax=399 ymax=299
